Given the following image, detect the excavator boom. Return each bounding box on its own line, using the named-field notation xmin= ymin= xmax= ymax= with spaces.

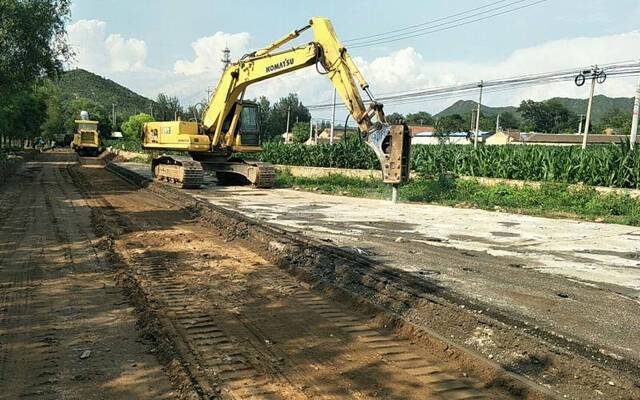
xmin=143 ymin=17 xmax=410 ymax=187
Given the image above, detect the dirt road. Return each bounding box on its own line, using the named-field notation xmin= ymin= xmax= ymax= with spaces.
xmin=80 ymin=158 xmax=497 ymax=399
xmin=3 ymin=150 xmax=637 ymax=399
xmin=109 ymin=160 xmax=640 ymax=400
xmin=0 ymin=151 xmax=175 ymax=399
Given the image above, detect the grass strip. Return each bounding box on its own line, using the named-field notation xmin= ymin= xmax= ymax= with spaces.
xmin=275 ymin=171 xmax=640 ymax=226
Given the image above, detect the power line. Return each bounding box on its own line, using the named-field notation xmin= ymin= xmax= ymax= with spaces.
xmin=307 ymin=61 xmax=640 ymax=111
xmin=349 ymin=0 xmax=548 ymax=49
xmin=344 ymin=0 xmax=518 ymax=44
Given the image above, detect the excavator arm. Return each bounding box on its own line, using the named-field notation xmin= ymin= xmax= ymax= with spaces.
xmin=202 ymin=17 xmax=410 ymax=184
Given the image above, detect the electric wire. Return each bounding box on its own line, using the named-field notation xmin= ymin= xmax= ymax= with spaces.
xmin=344 ymin=0 xmax=522 ymax=44
xmin=307 ymin=62 xmax=640 ymax=111
xmin=348 ymin=0 xmax=548 ymax=49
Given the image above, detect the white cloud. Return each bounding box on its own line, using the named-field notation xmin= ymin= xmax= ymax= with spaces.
xmin=165 ymin=30 xmax=640 ymax=117
xmin=305 ymin=31 xmax=640 ymax=117
xmin=174 ymin=32 xmax=251 ymax=75
xmin=105 ymin=34 xmax=147 ymax=72
xmin=66 ymin=23 xmax=640 ymax=120
xmin=67 ymin=19 xmax=147 ymax=73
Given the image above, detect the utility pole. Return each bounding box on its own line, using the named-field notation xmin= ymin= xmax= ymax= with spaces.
xmin=495 ymin=114 xmax=500 ymax=132
xmin=150 ymin=103 xmax=154 ymax=119
xmin=631 ymin=79 xmax=640 ymax=150
xmin=474 ymin=80 xmax=484 ymax=149
xmin=582 ymin=75 xmax=597 ymax=149
xmin=112 ymin=103 xmax=116 ymax=131
xmin=578 ymin=114 xmax=585 ymax=135
xmin=470 ymin=109 xmax=475 ymax=131
xmin=286 ymin=105 xmax=291 ymax=133
xmin=330 ymin=88 xmax=337 ymax=144
xmin=575 ymin=65 xmax=606 ymax=150
xmin=309 ymin=119 xmax=313 ymax=144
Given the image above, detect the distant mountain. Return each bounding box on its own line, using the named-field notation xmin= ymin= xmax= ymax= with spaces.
xmin=436 ymin=100 xmax=519 ymax=119
xmin=57 ymin=69 xmax=157 ymax=119
xmin=548 ymin=95 xmax=634 ymax=122
xmin=435 ymin=95 xmax=634 ymax=123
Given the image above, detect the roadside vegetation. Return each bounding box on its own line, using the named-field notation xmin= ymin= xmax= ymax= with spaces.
xmin=276 ymin=171 xmax=640 ymax=226
xmin=254 ymin=139 xmax=640 ymax=189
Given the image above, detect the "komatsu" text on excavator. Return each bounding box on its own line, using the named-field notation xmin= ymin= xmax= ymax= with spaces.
xmin=141 ymin=17 xmax=411 ymax=190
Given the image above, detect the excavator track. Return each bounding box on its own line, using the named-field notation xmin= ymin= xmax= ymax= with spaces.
xmin=248 ymin=162 xmax=275 ymax=188
xmin=212 ymin=160 xmax=276 ymax=188
xmin=152 ymin=156 xmax=204 ymax=189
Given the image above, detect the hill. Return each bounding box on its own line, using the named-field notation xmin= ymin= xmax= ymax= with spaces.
xmin=435 ymin=95 xmax=634 ymax=123
xmin=436 ymin=100 xmax=519 ymax=119
xmin=57 ymin=69 xmax=157 ymax=120
xmin=549 ymin=95 xmax=634 ymax=122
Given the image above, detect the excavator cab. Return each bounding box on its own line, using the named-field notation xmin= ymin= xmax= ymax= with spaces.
xmin=222 ymin=101 xmax=261 ymax=148
xmin=238 ymin=102 xmax=261 ymax=146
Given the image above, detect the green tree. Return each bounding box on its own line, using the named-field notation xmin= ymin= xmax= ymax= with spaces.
xmin=597 ymin=108 xmax=631 ymax=134
xmin=405 ymin=111 xmax=434 ymax=126
xmin=291 ymin=122 xmax=309 ymax=143
xmin=518 ymin=99 xmax=578 ymax=133
xmin=0 ymin=0 xmax=71 ymax=146
xmin=0 ymin=0 xmax=71 ymax=92
xmin=436 ymin=114 xmax=466 ymax=133
xmin=155 ymin=93 xmax=183 ymax=121
xmin=2 ymin=90 xmax=47 ymax=146
xmin=263 ymin=93 xmax=310 ymax=140
xmin=386 ymin=112 xmax=404 ymax=124
xmin=498 ymin=111 xmax=520 ymax=130
xmin=255 ymin=96 xmax=271 ymax=139
xmin=121 ymin=113 xmax=154 ymax=141
xmin=36 ymin=80 xmax=65 ymax=140
xmin=63 ymin=98 xmax=112 ymax=137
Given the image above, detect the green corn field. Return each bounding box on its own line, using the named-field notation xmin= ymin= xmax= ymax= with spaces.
xmin=255 ymin=140 xmax=640 ymax=189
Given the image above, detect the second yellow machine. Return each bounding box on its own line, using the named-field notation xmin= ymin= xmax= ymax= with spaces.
xmin=142 ymin=17 xmax=410 ymax=189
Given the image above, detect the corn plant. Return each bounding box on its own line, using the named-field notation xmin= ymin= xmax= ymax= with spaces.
xmin=253 ymin=140 xmax=640 ymax=189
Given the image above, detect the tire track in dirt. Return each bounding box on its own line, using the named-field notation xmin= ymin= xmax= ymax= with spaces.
xmin=78 ymin=160 xmax=498 ymax=399
xmin=0 ymin=153 xmax=176 ymax=400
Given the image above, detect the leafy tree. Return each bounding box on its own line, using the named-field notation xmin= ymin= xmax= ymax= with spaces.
xmin=436 ymin=114 xmax=467 ymax=133
xmin=405 ymin=111 xmax=434 ymax=126
xmin=155 ymin=93 xmax=183 ymax=121
xmin=36 ymin=80 xmax=65 ymax=140
xmin=0 ymin=0 xmax=71 ymax=92
xmin=63 ymin=98 xmax=112 ymax=137
xmin=597 ymin=108 xmax=631 ymax=134
xmin=518 ymin=99 xmax=578 ymax=133
xmin=255 ymin=96 xmax=271 ymax=139
xmin=291 ymin=122 xmax=309 ymax=143
xmin=386 ymin=112 xmax=404 ymax=124
xmin=121 ymin=113 xmax=154 ymax=141
xmin=184 ymin=104 xmax=202 ymax=122
xmin=498 ymin=111 xmax=520 ymax=130
xmin=261 ymin=93 xmax=310 ymax=140
xmin=0 ymin=0 xmax=71 ymax=146
xmin=0 ymin=89 xmax=46 ymax=146
xmin=462 ymin=111 xmax=494 ymax=132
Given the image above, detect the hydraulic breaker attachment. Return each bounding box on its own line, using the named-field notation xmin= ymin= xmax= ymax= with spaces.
xmin=364 ymin=124 xmax=411 ymax=184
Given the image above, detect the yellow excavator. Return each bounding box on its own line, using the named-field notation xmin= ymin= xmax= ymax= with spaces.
xmin=142 ymin=17 xmax=410 ymax=189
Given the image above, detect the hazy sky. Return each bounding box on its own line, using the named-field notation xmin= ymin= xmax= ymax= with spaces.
xmin=67 ymin=0 xmax=640 ymax=120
